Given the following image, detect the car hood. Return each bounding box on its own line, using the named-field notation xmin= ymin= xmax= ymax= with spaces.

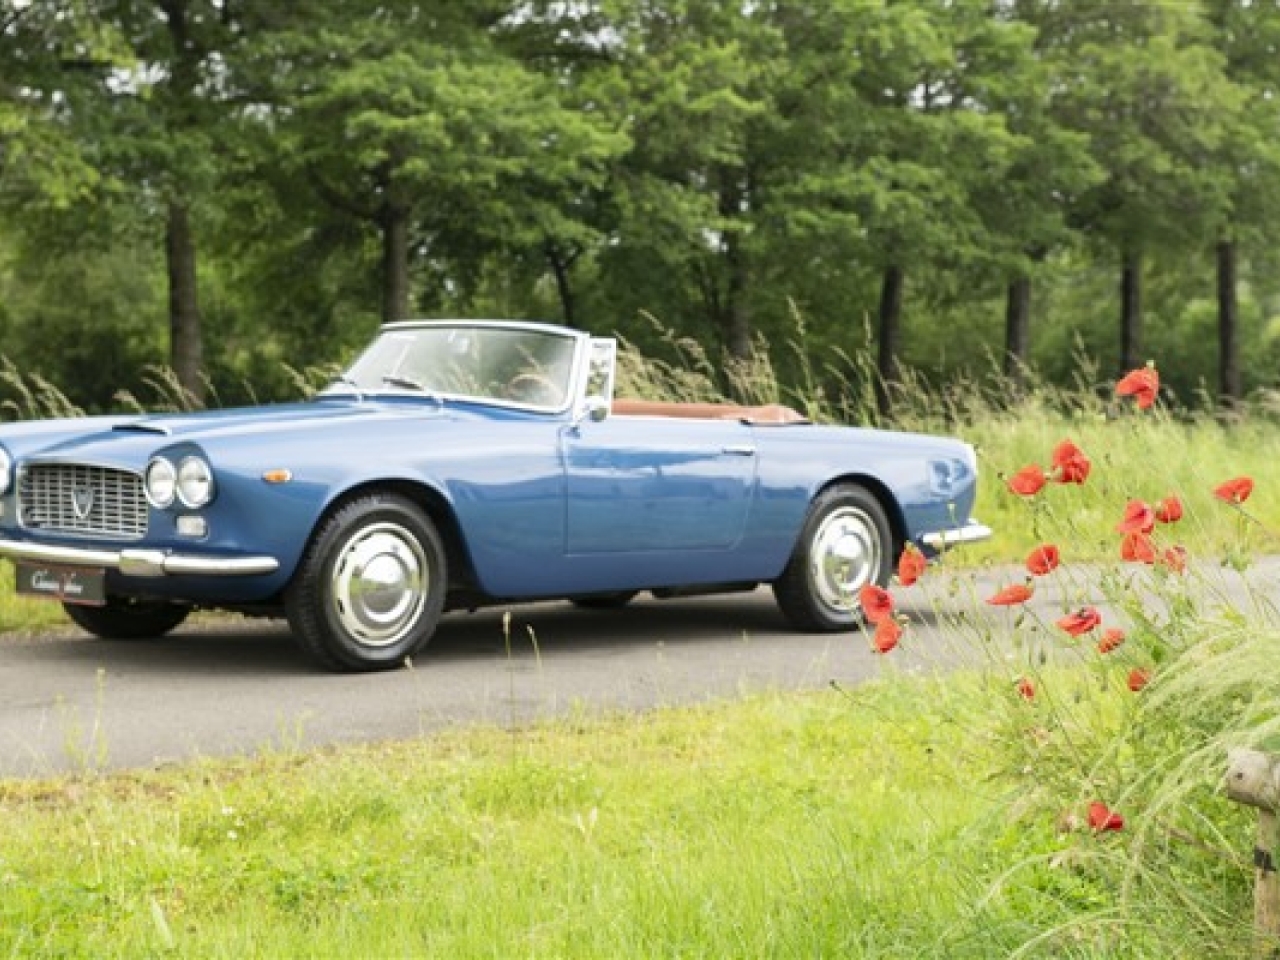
xmin=13 ymin=399 xmax=454 ymax=466
xmin=122 ymin=399 xmax=427 ymax=440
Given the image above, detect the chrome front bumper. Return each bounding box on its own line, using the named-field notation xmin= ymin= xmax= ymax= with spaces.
xmin=0 ymin=539 xmax=279 ymax=577
xmin=920 ymin=520 xmax=993 ymax=550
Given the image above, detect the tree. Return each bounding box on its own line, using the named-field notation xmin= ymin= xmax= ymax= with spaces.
xmin=54 ymin=0 xmax=252 ymax=404
xmin=777 ymin=2 xmax=1031 ymax=414
xmin=591 ymin=0 xmax=782 ymax=365
xmin=982 ymin=2 xmax=1101 ymax=389
xmin=246 ymin=1 xmax=625 ymax=327
xmin=0 ymin=2 xmax=116 ymax=210
xmin=1203 ymin=0 xmax=1280 ymax=404
xmin=1035 ymin=2 xmax=1239 ymax=375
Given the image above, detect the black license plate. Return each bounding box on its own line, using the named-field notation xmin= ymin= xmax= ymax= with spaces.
xmin=15 ymin=562 xmax=106 ymax=606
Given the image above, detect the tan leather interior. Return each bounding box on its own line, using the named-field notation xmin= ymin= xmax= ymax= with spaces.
xmin=611 ymin=398 xmax=808 ymax=424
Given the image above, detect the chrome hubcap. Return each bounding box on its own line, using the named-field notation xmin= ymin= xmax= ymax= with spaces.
xmin=808 ymin=506 xmax=882 ymax=614
xmin=331 ymin=522 xmax=428 ymax=648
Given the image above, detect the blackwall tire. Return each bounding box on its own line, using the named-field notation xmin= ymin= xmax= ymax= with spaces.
xmin=285 ymin=493 xmax=446 ymax=672
xmin=63 ymin=598 xmax=191 ymax=640
xmin=772 ymin=484 xmax=893 ymax=632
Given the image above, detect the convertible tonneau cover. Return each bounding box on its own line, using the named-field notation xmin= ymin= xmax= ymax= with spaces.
xmin=612 ymin=398 xmax=808 ymax=424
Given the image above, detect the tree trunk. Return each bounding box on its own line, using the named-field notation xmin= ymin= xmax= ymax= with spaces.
xmin=381 ymin=203 xmax=410 ymax=323
xmin=718 ymin=170 xmax=752 ymax=363
xmin=1218 ymin=237 xmax=1241 ymax=405
xmin=876 ymin=263 xmax=904 ymax=418
xmin=161 ymin=0 xmax=204 ymax=405
xmin=546 ymin=242 xmax=577 ymax=328
xmin=723 ymin=227 xmax=751 ymax=363
xmin=1004 ymin=275 xmax=1031 ymax=389
xmin=1120 ymin=252 xmax=1142 ymax=373
xmin=165 ymin=199 xmax=203 ymax=405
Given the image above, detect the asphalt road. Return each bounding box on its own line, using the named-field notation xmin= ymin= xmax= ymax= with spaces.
xmin=3 ymin=559 xmax=1278 ymax=778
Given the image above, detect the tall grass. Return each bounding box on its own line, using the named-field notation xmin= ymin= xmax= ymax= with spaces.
xmin=617 ymin=316 xmax=1280 ymax=565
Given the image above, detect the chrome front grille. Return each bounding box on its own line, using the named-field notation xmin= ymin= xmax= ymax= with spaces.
xmin=18 ymin=464 xmax=149 ymax=540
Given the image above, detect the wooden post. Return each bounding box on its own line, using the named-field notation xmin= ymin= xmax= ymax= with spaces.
xmin=1226 ymin=748 xmax=1280 ymax=958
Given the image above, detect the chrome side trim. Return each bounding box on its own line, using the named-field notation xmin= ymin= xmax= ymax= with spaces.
xmin=0 ymin=539 xmax=278 ymax=577
xmin=920 ymin=520 xmax=993 ymax=549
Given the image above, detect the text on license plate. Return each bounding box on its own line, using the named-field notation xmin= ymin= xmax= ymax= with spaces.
xmin=14 ymin=562 xmax=106 ymax=606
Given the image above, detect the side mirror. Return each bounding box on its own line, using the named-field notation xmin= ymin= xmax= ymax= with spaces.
xmin=575 ymin=337 xmax=616 ymax=426
xmin=583 ymin=396 xmax=609 ymax=422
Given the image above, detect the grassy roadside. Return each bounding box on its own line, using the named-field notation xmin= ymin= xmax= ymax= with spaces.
xmin=0 ymin=675 xmax=1187 ymax=959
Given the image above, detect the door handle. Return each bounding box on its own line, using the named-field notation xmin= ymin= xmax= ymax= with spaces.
xmin=721 ymin=445 xmax=757 ymax=456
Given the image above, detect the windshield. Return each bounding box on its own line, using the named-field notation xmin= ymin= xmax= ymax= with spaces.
xmin=333 ymin=324 xmax=579 ymax=410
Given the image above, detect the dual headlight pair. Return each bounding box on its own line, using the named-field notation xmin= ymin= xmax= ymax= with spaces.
xmin=0 ymin=448 xmax=212 ymax=508
xmin=145 ymin=456 xmax=214 ymax=509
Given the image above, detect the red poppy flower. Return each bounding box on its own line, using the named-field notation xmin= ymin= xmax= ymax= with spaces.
xmin=986 ymin=582 xmax=1034 ymax=606
xmin=1008 ymin=464 xmax=1047 ymax=496
xmin=1115 ymin=365 xmax=1159 ymax=410
xmin=1087 ymin=801 xmax=1125 ymax=832
xmin=1115 ymin=499 xmax=1156 ymax=535
xmin=1160 ymin=545 xmax=1188 ymax=574
xmin=1120 ymin=531 xmax=1156 ymax=564
xmin=1214 ymin=476 xmax=1254 ymax=505
xmin=859 ymin=584 xmax=894 ymax=624
xmin=1051 ymin=440 xmax=1091 ymax=485
xmin=1025 ymin=544 xmax=1060 ymax=577
xmin=897 ymin=545 xmax=926 ymax=587
xmin=1097 ymin=628 xmax=1125 ymax=654
xmin=1154 ymin=495 xmax=1183 ymax=524
xmin=1127 ymin=668 xmax=1151 ymax=692
xmin=872 ymin=617 xmax=902 ymax=654
xmin=1056 ymin=606 xmax=1101 ymax=637
xmin=1016 ymin=677 xmax=1035 ymax=701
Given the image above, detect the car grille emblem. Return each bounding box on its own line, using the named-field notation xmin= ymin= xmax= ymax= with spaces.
xmin=71 ymin=486 xmax=95 ymax=520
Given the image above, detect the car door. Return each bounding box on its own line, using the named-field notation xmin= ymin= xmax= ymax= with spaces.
xmin=562 ymin=414 xmax=757 ymax=554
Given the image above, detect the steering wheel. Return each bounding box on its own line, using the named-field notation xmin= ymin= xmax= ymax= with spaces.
xmin=507 ymin=372 xmax=562 ymax=406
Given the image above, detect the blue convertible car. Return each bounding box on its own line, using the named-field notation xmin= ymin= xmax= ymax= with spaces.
xmin=0 ymin=320 xmax=989 ymax=671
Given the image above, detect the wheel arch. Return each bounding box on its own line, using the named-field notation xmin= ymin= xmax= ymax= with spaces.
xmin=302 ymin=479 xmax=479 ymax=596
xmin=812 ymin=473 xmax=908 ymax=558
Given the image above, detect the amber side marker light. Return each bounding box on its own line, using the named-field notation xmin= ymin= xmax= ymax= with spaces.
xmin=262 ymin=469 xmax=293 ymax=484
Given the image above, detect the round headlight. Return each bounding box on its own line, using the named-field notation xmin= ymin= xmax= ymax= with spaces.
xmin=145 ymin=457 xmax=177 ymax=508
xmin=0 ymin=447 xmax=11 ymax=496
xmin=177 ymin=456 xmax=214 ymax=508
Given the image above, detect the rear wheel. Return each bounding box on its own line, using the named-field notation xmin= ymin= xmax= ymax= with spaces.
xmin=772 ymin=484 xmax=893 ymax=632
xmin=63 ymin=597 xmax=191 ymax=640
xmin=286 ymin=493 xmax=446 ymax=672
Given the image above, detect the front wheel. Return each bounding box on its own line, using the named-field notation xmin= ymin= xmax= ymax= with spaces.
xmin=772 ymin=484 xmax=894 ymax=632
xmin=63 ymin=597 xmax=191 ymax=640
xmin=285 ymin=493 xmax=446 ymax=672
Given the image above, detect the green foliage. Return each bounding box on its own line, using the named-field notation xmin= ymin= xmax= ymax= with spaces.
xmin=0 ymin=235 xmax=167 ymax=413
xmin=5 ymin=2 xmax=1280 ymax=411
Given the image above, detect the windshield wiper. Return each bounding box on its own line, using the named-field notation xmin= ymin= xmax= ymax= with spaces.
xmin=381 ymin=375 xmax=444 ymax=407
xmin=381 ymin=374 xmax=429 ymax=392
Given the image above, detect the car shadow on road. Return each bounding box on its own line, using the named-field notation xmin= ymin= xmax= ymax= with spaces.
xmin=8 ymin=587 xmax=997 ymax=679
xmin=10 ymin=591 xmax=821 ymax=675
